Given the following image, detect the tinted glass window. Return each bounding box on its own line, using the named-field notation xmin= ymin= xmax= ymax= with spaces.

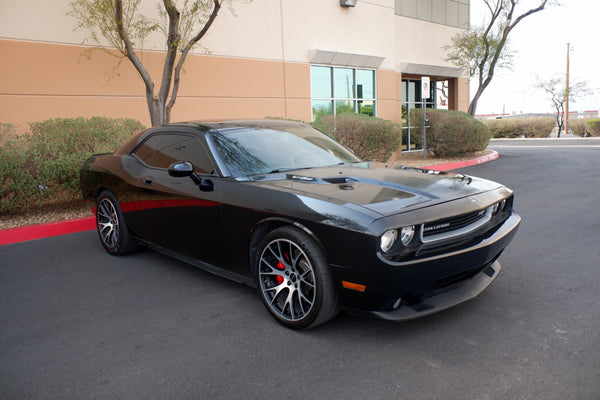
xmin=134 ymin=134 xmax=214 ymax=174
xmin=134 ymin=139 xmax=155 ymax=165
xmin=211 ymin=125 xmax=361 ymax=177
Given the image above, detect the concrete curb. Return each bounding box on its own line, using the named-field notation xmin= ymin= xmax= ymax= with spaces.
xmin=0 ymin=151 xmax=499 ymax=245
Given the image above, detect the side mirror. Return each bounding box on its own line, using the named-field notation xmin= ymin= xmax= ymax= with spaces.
xmin=168 ymin=161 xmax=214 ymax=192
xmin=168 ymin=161 xmax=194 ymax=178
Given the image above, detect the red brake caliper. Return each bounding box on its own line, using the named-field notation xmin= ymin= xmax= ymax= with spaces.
xmin=276 ymin=260 xmax=285 ymax=284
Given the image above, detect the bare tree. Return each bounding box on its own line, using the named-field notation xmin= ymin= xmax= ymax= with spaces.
xmin=69 ymin=0 xmax=231 ymax=126
xmin=445 ymin=0 xmax=553 ymax=116
xmin=535 ymin=76 xmax=590 ymax=137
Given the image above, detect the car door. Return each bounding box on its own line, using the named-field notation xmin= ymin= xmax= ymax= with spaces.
xmin=123 ymin=132 xmax=226 ymax=267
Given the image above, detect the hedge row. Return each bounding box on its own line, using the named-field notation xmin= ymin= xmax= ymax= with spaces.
xmin=568 ymin=118 xmax=600 ymax=137
xmin=483 ymin=117 xmax=555 ymax=138
xmin=0 ymin=117 xmax=144 ymax=215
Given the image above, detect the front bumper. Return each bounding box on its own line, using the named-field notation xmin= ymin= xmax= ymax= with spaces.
xmin=333 ymin=213 xmax=521 ymax=318
xmin=350 ymin=260 xmax=501 ymax=321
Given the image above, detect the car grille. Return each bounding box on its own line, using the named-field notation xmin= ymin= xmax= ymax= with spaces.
xmin=421 ymin=208 xmax=490 ymax=243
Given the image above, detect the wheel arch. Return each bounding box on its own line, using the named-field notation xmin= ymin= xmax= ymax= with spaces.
xmin=95 ymin=186 xmax=111 ymax=200
xmin=248 ymin=217 xmax=327 ymax=279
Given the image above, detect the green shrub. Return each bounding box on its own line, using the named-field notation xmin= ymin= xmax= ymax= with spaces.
xmin=586 ymin=118 xmax=600 ymax=136
xmin=484 ymin=117 xmax=555 ymax=138
xmin=411 ymin=109 xmax=491 ymax=157
xmin=569 ymin=119 xmax=588 ymax=136
xmin=312 ymin=113 xmax=402 ymax=162
xmin=0 ymin=117 xmax=145 ymax=215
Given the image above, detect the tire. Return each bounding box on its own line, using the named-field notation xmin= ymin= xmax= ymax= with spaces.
xmin=255 ymin=226 xmax=340 ymax=329
xmin=95 ymin=190 xmax=139 ymax=256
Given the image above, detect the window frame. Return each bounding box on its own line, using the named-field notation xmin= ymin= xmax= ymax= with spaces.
xmin=310 ymin=64 xmax=377 ymax=120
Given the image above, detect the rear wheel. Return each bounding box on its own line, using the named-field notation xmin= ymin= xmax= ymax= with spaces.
xmin=255 ymin=226 xmax=340 ymax=329
xmin=96 ymin=190 xmax=138 ymax=255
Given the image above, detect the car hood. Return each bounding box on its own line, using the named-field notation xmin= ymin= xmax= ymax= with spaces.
xmin=246 ymin=164 xmax=502 ymax=217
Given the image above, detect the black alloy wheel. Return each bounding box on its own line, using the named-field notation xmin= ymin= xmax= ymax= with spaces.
xmin=256 ymin=226 xmax=340 ymax=329
xmin=95 ymin=190 xmax=138 ymax=256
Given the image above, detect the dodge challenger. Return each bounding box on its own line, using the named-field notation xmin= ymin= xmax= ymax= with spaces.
xmin=80 ymin=120 xmax=520 ymax=329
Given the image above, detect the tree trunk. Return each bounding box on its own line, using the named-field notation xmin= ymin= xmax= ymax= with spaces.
xmin=148 ymin=99 xmax=163 ymax=127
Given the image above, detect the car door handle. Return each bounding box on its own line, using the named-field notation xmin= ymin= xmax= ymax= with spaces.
xmin=143 ymin=178 xmax=153 ymax=185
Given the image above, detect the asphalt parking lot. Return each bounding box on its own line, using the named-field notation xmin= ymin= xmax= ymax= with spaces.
xmin=1 ymin=140 xmax=599 ymax=399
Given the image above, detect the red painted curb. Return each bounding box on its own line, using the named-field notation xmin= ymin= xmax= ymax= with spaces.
xmin=0 ymin=216 xmax=95 ymax=246
xmin=424 ymin=150 xmax=499 ymax=171
xmin=0 ymin=151 xmax=499 ymax=245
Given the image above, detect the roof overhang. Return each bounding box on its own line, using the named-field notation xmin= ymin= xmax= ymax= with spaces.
xmin=401 ymin=63 xmax=464 ymax=79
xmin=310 ymin=49 xmax=385 ymax=69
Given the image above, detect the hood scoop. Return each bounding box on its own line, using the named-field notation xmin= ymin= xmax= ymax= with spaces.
xmin=288 ymin=175 xmax=358 ymax=185
xmin=322 ymin=176 xmax=358 ymax=185
xmin=288 ymin=174 xmax=359 ymax=191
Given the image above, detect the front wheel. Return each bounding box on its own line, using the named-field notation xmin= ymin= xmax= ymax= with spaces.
xmin=255 ymin=226 xmax=340 ymax=329
xmin=95 ymin=190 xmax=138 ymax=256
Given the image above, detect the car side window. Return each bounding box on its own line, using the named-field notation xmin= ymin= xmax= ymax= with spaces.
xmin=134 ymin=134 xmax=214 ymax=174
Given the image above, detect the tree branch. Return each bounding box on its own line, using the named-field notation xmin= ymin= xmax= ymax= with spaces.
xmin=166 ymin=0 xmax=222 ymax=123
xmin=115 ymin=0 xmax=157 ymax=123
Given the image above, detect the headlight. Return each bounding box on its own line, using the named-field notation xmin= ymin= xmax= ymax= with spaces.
xmin=492 ymin=199 xmax=507 ymax=214
xmin=380 ymin=229 xmax=398 ymax=253
xmin=400 ymin=225 xmax=415 ymax=245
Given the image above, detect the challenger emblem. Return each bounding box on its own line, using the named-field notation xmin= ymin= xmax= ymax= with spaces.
xmin=423 ymin=222 xmax=451 ymax=232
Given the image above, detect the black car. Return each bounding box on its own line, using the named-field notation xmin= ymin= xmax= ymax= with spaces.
xmin=80 ymin=120 xmax=520 ymax=329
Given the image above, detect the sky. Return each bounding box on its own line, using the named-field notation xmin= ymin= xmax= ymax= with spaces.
xmin=469 ymin=0 xmax=600 ymax=115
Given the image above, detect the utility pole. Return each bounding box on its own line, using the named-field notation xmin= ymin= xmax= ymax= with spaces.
xmin=565 ymin=42 xmax=570 ymax=137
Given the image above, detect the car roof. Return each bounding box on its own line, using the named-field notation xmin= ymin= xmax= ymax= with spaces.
xmin=172 ymin=119 xmax=309 ymax=131
xmin=115 ymin=119 xmax=310 ymax=155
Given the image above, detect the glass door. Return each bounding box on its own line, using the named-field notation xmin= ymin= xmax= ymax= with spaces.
xmin=401 ymin=79 xmax=435 ymax=152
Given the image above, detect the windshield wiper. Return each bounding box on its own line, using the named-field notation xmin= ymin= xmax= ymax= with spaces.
xmin=268 ymin=165 xmax=320 ymax=174
xmin=267 ymin=167 xmax=301 ymax=174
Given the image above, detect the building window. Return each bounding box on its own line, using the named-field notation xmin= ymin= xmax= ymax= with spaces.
xmin=311 ymin=65 xmax=376 ymax=120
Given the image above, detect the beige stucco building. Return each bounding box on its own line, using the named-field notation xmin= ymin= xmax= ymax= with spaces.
xmin=0 ymin=0 xmax=469 ymax=152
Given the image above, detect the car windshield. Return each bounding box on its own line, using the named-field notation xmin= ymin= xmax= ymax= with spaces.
xmin=210 ymin=124 xmax=361 ymax=177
